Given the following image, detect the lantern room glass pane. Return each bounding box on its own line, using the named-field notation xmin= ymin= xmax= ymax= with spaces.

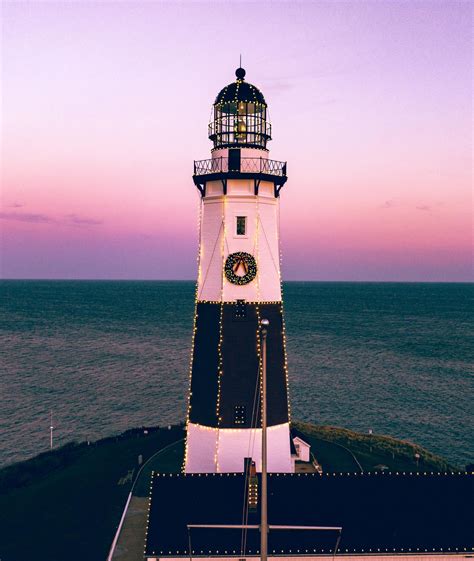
xmin=210 ymin=102 xmax=271 ymax=149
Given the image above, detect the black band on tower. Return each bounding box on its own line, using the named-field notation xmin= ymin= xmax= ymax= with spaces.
xmin=189 ymin=302 xmax=289 ymax=429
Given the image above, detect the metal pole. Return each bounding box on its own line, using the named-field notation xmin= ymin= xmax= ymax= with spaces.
xmin=50 ymin=410 xmax=54 ymax=450
xmin=260 ymin=318 xmax=269 ymax=561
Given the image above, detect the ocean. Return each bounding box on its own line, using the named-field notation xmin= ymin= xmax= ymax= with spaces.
xmin=0 ymin=280 xmax=473 ymax=468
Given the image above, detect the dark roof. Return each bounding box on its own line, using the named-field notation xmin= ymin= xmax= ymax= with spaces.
xmin=145 ymin=472 xmax=474 ymax=557
xmin=215 ymin=68 xmax=266 ymax=106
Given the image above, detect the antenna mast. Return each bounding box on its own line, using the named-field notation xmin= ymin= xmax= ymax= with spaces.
xmin=50 ymin=410 xmax=54 ymax=450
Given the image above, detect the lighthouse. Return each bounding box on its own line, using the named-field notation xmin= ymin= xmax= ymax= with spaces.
xmin=184 ymin=67 xmax=292 ymax=474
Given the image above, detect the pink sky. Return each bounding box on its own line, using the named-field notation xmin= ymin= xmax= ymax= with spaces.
xmin=1 ymin=1 xmax=472 ymax=281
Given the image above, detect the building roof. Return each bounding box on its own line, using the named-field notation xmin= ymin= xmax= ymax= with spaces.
xmin=145 ymin=471 xmax=473 ymax=557
xmin=293 ymin=436 xmax=310 ymax=448
xmin=215 ymin=68 xmax=266 ymax=106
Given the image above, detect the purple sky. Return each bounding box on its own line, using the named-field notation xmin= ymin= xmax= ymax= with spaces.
xmin=1 ymin=1 xmax=472 ymax=281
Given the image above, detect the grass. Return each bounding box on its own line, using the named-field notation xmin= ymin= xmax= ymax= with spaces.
xmin=293 ymin=421 xmax=457 ymax=472
xmin=133 ymin=439 xmax=185 ymax=497
xmin=0 ymin=425 xmax=184 ymax=561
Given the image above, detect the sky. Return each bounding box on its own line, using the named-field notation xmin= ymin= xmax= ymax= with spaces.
xmin=1 ymin=1 xmax=472 ymax=281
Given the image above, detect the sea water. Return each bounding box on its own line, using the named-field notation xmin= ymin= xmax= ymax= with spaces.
xmin=0 ymin=280 xmax=472 ymax=468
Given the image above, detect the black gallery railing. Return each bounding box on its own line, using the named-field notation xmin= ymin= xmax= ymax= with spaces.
xmin=194 ymin=157 xmax=287 ymax=177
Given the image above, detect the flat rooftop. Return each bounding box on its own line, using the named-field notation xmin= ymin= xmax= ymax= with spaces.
xmin=145 ymin=471 xmax=473 ymax=558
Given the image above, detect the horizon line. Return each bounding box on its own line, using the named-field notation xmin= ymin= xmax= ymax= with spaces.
xmin=1 ymin=278 xmax=472 ymax=284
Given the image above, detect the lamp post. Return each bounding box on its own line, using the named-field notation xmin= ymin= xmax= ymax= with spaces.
xmin=260 ymin=318 xmax=269 ymax=561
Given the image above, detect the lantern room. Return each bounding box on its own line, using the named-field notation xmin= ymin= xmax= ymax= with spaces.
xmin=208 ymin=67 xmax=272 ymax=150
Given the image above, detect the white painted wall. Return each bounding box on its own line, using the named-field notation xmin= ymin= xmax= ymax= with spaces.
xmin=212 ymin=147 xmax=269 ymax=160
xmin=197 ymin=189 xmax=282 ymax=303
xmin=185 ymin=422 xmax=293 ymax=473
xmin=184 ymin=423 xmax=219 ymax=473
xmin=197 ymin=197 xmax=224 ymax=302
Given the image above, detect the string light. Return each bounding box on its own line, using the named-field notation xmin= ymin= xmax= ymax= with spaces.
xmin=196 ymin=299 xmax=281 ymax=304
xmin=212 ymin=73 xmax=269 ymax=150
xmin=186 ymin=420 xmax=288 ymax=434
xmin=254 ymin=194 xmax=263 ymax=448
xmin=143 ymin=470 xmax=155 ymax=556
xmin=182 ymin=196 xmax=204 ymax=473
xmin=211 ymin=145 xmax=269 ymax=155
xmin=214 ymin=194 xmax=227 ymax=472
xmin=277 ymin=194 xmax=292 ymax=423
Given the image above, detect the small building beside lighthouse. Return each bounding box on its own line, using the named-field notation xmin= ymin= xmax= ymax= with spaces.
xmin=184 ymin=67 xmax=292 ymax=474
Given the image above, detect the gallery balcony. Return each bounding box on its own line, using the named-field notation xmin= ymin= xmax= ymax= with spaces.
xmin=192 ymin=157 xmax=287 ymax=198
xmin=194 ymin=157 xmax=287 ymax=177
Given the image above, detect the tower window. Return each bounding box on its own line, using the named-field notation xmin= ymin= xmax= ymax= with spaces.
xmin=236 ymin=216 xmax=246 ymax=236
xmin=233 ymin=299 xmax=247 ymax=320
xmin=234 ymin=405 xmax=247 ymax=425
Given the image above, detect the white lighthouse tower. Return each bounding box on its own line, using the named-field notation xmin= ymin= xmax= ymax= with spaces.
xmin=184 ymin=66 xmax=292 ymax=474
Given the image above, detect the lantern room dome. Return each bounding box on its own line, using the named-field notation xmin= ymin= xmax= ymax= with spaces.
xmin=209 ymin=67 xmax=271 ymax=150
xmin=215 ymin=67 xmax=267 ymax=105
